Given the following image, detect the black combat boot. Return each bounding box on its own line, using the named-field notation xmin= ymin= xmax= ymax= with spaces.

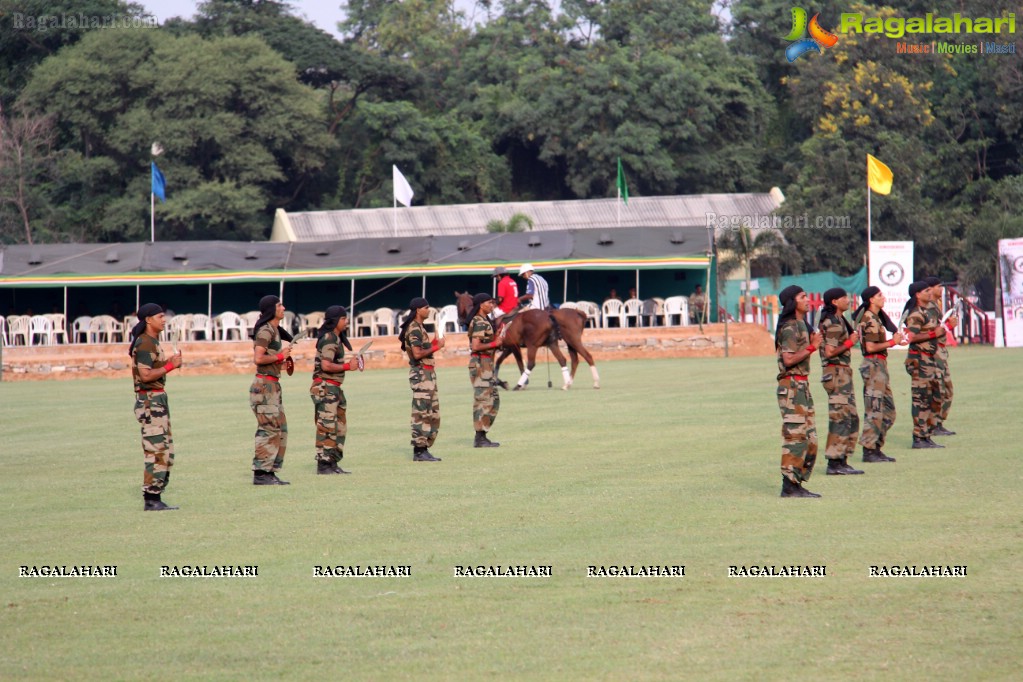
xmin=827 ymin=457 xmax=865 ymax=475
xmin=143 ymin=492 xmax=179 ymax=511
xmin=317 ymin=460 xmax=340 ymax=475
xmin=912 ymin=437 xmax=943 ymax=449
xmin=413 ymin=446 xmax=441 ymax=462
xmin=780 ymin=477 xmax=821 ymax=498
xmin=863 ymin=447 xmax=895 ymax=462
xmin=473 ymin=431 xmax=500 ymax=448
xmin=932 ymin=425 xmax=956 ymax=436
xmin=254 ymin=470 xmax=289 ymax=485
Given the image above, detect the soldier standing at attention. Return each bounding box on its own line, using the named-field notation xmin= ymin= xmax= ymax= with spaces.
xmin=467 ymin=293 xmax=504 ymax=448
xmin=311 ymin=305 xmax=365 ymax=475
xmin=399 ymin=297 xmax=444 ymax=462
xmin=775 ymin=285 xmax=824 ymax=498
xmin=853 ymin=286 xmax=906 ymax=463
xmin=902 ymin=281 xmax=945 ymax=449
xmin=923 ymin=276 xmax=957 ymax=437
xmin=250 ymin=295 xmax=293 ymax=484
xmin=817 ymin=288 xmax=864 ymax=475
xmin=129 ymin=303 xmax=182 ymax=511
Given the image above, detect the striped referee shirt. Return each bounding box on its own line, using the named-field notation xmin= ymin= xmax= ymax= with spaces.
xmin=526 ymin=273 xmax=550 ymax=310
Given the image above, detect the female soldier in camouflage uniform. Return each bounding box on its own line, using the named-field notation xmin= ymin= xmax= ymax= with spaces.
xmin=817 ymin=288 xmax=864 ymax=475
xmin=852 ymin=286 xmax=905 ymax=462
xmin=399 ymin=297 xmax=444 ymax=461
xmin=902 ymin=282 xmax=945 ymax=449
xmin=250 ymin=295 xmax=293 ymax=484
xmin=129 ymin=303 xmax=182 ymax=511
xmin=774 ymin=285 xmax=824 ymax=498
xmin=310 ymin=305 xmax=365 ymax=475
xmin=467 ymin=293 xmax=504 ymax=448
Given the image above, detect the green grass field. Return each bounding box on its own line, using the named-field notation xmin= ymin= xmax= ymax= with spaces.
xmin=2 ymin=348 xmax=1021 ymax=680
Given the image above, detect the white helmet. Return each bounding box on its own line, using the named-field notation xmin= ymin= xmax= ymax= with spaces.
xmin=518 ymin=263 xmax=535 ymax=275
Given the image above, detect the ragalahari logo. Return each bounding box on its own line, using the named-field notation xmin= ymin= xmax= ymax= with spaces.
xmin=784 ymin=7 xmax=839 ymax=62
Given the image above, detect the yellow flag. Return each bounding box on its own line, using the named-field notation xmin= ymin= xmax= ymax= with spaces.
xmin=867 ymin=154 xmax=893 ymax=195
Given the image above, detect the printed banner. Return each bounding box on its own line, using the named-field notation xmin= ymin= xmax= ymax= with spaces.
xmin=869 ymin=241 xmax=914 ymax=328
xmin=998 ymin=238 xmax=1023 ymax=348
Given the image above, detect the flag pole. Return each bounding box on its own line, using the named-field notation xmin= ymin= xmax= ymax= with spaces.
xmin=151 ymin=191 xmax=155 ymax=242
xmin=866 ymin=154 xmax=872 ymax=276
xmin=617 ymin=184 xmax=621 ymax=227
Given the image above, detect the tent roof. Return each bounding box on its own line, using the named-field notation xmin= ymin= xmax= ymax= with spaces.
xmin=0 ymin=226 xmax=712 ymax=288
xmin=272 ymin=191 xmax=784 ymax=241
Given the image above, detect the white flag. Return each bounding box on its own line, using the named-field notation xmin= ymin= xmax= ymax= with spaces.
xmin=393 ymin=165 xmax=414 ymax=207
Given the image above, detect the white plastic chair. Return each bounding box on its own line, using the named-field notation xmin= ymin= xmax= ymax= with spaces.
xmin=559 ymin=301 xmax=578 ymax=310
xmin=642 ymin=299 xmax=662 ymax=327
xmin=353 ymin=312 xmax=374 ymax=337
xmin=436 ymin=305 xmax=459 ymax=334
xmin=422 ymin=307 xmax=438 ymax=334
xmin=166 ymin=314 xmax=192 ymax=343
xmin=215 ymin=312 xmax=246 ymax=340
xmin=575 ymin=301 xmax=600 ymax=328
xmin=44 ymin=313 xmax=68 ymax=343
xmin=241 ymin=311 xmax=261 ymax=331
xmin=0 ymin=315 xmax=6 ymax=346
xmin=372 ymin=307 xmax=395 ymax=336
xmin=302 ymin=311 xmax=325 ymax=336
xmin=601 ymin=299 xmax=625 ymax=328
xmin=663 ymin=296 xmax=690 ymax=327
xmin=28 ymin=315 xmax=54 ymax=345
xmin=8 ymin=315 xmax=29 ymax=345
xmin=71 ymin=316 xmax=92 ymax=343
xmin=622 ymin=298 xmax=644 ymax=328
xmin=188 ymin=314 xmax=213 ymax=341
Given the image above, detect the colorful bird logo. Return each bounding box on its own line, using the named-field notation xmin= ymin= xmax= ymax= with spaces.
xmin=784 ymin=7 xmax=838 ymax=62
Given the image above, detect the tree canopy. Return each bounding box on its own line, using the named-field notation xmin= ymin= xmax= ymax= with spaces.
xmin=0 ymin=0 xmax=1019 ymax=289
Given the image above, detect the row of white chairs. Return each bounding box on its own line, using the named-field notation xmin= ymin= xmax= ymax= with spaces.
xmin=561 ymin=297 xmax=693 ymax=328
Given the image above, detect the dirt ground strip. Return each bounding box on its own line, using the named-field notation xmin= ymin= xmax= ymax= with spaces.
xmin=0 ymin=323 xmax=773 ymax=382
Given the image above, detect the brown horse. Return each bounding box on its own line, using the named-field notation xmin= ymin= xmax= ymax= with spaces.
xmin=455 ymin=292 xmax=600 ymax=390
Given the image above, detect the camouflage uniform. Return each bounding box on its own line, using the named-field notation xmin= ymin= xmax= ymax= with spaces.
xmin=132 ymin=334 xmax=174 ymax=494
xmin=819 ymin=315 xmax=859 ymax=461
xmin=250 ymin=324 xmax=288 ymax=472
xmin=404 ymin=320 xmax=440 ymax=448
xmin=856 ymin=310 xmax=896 ymax=450
xmin=929 ymin=301 xmax=954 ymax=424
xmin=468 ymin=313 xmax=500 ymax=433
xmin=904 ymin=306 xmax=942 ymax=439
xmin=310 ymin=331 xmax=347 ymax=466
xmin=776 ymin=319 xmax=817 ymax=484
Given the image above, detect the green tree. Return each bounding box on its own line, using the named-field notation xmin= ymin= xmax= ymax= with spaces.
xmin=486 ymin=212 xmax=534 ymax=232
xmin=716 ymin=224 xmax=800 ymax=318
xmin=18 ymin=29 xmax=333 ymax=241
xmin=0 ymin=103 xmax=58 ymax=244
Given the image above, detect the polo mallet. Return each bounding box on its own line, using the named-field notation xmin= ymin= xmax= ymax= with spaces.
xmin=545 ymin=347 xmax=552 ymax=388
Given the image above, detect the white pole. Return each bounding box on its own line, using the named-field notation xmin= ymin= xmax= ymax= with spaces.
xmin=563 ymin=269 xmax=568 ymax=303
xmin=136 ymin=285 xmax=140 ymax=312
xmin=150 ymin=192 xmax=155 ymax=242
xmin=350 ymin=279 xmax=355 ymax=316
xmin=866 ymin=154 xmax=872 ymax=276
xmin=208 ymin=282 xmax=212 ymax=319
xmin=422 ymin=275 xmax=426 ymax=298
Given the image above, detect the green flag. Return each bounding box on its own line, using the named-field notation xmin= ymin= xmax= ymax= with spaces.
xmin=616 ymin=157 xmax=629 ymax=205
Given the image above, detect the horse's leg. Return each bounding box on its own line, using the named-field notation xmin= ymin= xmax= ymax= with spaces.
xmin=494 ymin=347 xmax=512 ymax=390
xmin=568 ymin=347 xmax=580 ymax=381
xmin=547 ymin=341 xmax=572 ymax=390
xmin=567 ymin=330 xmax=599 ymax=389
xmin=514 ymin=343 xmax=539 ymax=390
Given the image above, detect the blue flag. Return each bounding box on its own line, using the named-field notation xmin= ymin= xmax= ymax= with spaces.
xmin=151 ymin=162 xmax=166 ymax=203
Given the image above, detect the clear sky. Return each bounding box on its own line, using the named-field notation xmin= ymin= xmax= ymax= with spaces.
xmin=138 ymin=1 xmax=348 ymax=37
